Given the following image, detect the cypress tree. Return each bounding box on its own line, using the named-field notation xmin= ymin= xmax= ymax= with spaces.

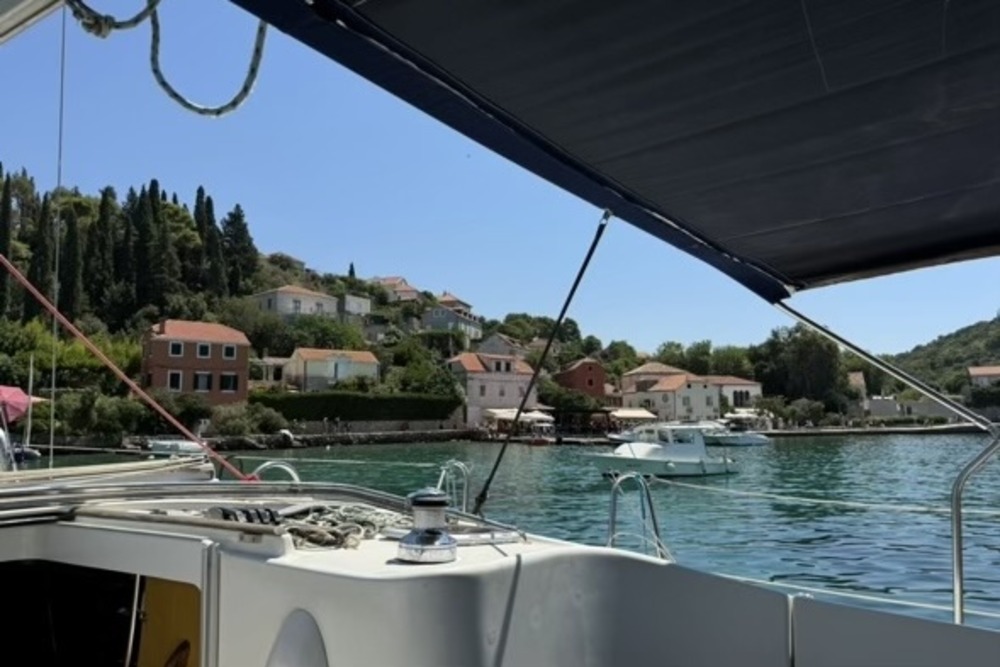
xmin=0 ymin=176 xmax=11 ymax=318
xmin=349 ymin=262 xmax=356 ymax=279
xmin=205 ymin=224 xmax=228 ymax=299
xmin=23 ymin=195 xmax=53 ymax=322
xmin=220 ymin=204 xmax=258 ymax=296
xmin=133 ymin=187 xmax=154 ymax=306
xmin=58 ymin=208 xmax=83 ymax=320
xmin=87 ymin=187 xmax=117 ymax=311
xmin=148 ymin=194 xmax=181 ymax=307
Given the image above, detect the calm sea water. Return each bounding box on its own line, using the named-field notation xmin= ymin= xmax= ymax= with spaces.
xmin=58 ymin=433 xmax=1000 ymax=629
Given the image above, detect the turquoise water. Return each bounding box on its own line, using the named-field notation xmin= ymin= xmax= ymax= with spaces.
xmin=234 ymin=434 xmax=1000 ymax=629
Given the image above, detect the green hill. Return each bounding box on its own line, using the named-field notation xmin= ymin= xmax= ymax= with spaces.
xmin=889 ymin=315 xmax=1000 ymax=392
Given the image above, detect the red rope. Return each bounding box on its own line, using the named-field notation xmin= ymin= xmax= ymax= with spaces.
xmin=0 ymin=253 xmax=251 ymax=481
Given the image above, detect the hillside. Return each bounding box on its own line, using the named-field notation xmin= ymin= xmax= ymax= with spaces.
xmin=890 ymin=315 xmax=1000 ymax=391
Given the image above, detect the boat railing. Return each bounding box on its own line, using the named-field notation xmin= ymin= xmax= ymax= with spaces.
xmin=606 ymin=472 xmax=672 ymax=561
xmin=436 ymin=459 xmax=471 ymax=513
xmin=950 ymin=428 xmax=1000 ymax=624
xmin=249 ymin=460 xmax=301 ymax=483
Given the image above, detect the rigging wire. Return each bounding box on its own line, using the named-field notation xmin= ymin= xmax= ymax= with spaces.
xmin=471 ymin=210 xmax=612 ymax=516
xmin=0 ymin=254 xmax=249 ymax=481
xmin=48 ymin=3 xmax=69 ymax=469
xmin=64 ymin=0 xmax=267 ymax=117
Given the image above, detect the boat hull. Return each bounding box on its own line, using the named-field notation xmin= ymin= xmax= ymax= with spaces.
xmin=591 ymin=453 xmax=736 ymax=477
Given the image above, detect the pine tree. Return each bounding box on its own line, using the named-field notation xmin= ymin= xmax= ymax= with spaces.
xmin=58 ymin=208 xmax=83 ymax=320
xmin=221 ymin=204 xmax=258 ymax=296
xmin=349 ymin=262 xmax=356 ymax=279
xmin=0 ymin=176 xmax=12 ymax=318
xmin=86 ymin=187 xmax=117 ymax=312
xmin=23 ymin=195 xmax=53 ymax=322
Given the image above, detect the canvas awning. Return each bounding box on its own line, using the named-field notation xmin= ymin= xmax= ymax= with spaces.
xmin=230 ymin=1 xmax=1000 ymax=303
xmin=609 ymin=408 xmax=658 ymax=421
xmin=484 ymin=408 xmax=553 ymax=423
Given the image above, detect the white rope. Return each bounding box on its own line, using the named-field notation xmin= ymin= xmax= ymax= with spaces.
xmin=650 ymin=478 xmax=1000 ymax=518
xmin=65 ymin=0 xmax=267 ymax=117
xmin=721 ymin=573 xmax=1000 ymax=621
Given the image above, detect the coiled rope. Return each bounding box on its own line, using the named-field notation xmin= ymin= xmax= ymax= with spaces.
xmin=64 ymin=0 xmax=267 ymax=117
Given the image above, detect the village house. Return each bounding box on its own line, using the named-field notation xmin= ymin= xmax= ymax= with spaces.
xmin=141 ymin=320 xmax=251 ymax=405
xmin=552 ymin=357 xmax=607 ymax=402
xmin=422 ymin=291 xmax=483 ymax=343
xmin=371 ymin=276 xmax=421 ymax=302
xmin=253 ymin=285 xmax=371 ymax=324
xmin=620 ymin=362 xmax=688 ymax=392
xmin=622 ymin=373 xmax=721 ymax=422
xmin=968 ymin=366 xmax=1000 ymax=388
xmin=475 ymin=332 xmax=529 ymax=358
xmin=447 ymin=352 xmax=537 ymax=426
xmin=703 ymin=375 xmax=763 ymax=409
xmin=283 ymin=348 xmax=381 ymax=392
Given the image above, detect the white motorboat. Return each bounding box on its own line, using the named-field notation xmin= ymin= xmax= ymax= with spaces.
xmin=592 ymin=425 xmax=737 ymax=477
xmin=3 ymin=1 xmax=1000 ymax=665
xmin=611 ymin=420 xmax=770 ymax=447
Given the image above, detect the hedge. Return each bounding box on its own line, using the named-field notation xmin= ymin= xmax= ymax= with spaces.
xmin=249 ymin=391 xmax=462 ymax=421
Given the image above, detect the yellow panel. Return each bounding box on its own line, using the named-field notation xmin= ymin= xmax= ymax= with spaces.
xmin=137 ymin=577 xmax=202 ymax=667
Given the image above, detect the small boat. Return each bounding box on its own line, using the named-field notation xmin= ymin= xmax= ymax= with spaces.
xmin=696 ymin=420 xmax=771 ymax=447
xmin=591 ymin=425 xmax=737 ymax=477
xmin=146 ymin=438 xmax=207 ymax=457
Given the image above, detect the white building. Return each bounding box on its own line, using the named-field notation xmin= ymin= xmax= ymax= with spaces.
xmin=253 ymin=285 xmax=340 ymax=318
xmin=283 ymin=347 xmax=380 ymax=391
xmin=447 ymin=352 xmax=537 ymax=426
xmin=968 ymin=366 xmax=1000 ymax=388
xmin=704 ymin=375 xmax=763 ymax=409
xmin=622 ymin=374 xmax=721 ymax=422
xmin=476 ymin=332 xmax=528 ymax=358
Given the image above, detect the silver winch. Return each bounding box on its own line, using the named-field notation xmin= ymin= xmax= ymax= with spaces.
xmin=396 ymin=487 xmax=457 ymax=564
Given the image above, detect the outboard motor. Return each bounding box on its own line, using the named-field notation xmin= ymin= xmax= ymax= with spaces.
xmin=397 ymin=487 xmax=457 ymax=564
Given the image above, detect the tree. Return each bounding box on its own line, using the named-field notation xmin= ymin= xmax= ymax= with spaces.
xmin=348 ymin=262 xmax=356 ymax=279
xmin=684 ymin=340 xmax=712 ymax=375
xmin=86 ymin=187 xmax=117 ymax=313
xmin=204 ymin=224 xmax=228 ymax=299
xmin=58 ymin=209 xmax=84 ymax=321
xmin=23 ymin=195 xmax=53 ymax=322
xmin=581 ymin=334 xmax=603 ymax=356
xmin=711 ymin=345 xmax=752 ymax=377
xmin=0 ymin=176 xmax=11 ymax=318
xmin=132 ymin=187 xmax=154 ymax=306
xmin=654 ymin=341 xmax=685 ymax=368
xmin=148 ymin=192 xmax=181 ymax=307
xmin=220 ymin=204 xmax=258 ymax=296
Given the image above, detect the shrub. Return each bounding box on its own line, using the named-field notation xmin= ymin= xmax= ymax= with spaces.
xmin=250 ymin=390 xmax=461 ymax=421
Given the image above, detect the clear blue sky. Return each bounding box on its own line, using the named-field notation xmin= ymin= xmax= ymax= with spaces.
xmin=2 ymin=3 xmax=998 ymax=356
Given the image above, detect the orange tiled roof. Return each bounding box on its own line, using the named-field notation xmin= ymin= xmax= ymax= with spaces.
xmin=253 ymin=284 xmax=330 ymax=298
xmin=150 ymin=320 xmax=250 ymax=345
xmin=293 ymin=348 xmax=377 ymax=364
xmin=968 ymin=365 xmax=1000 ymax=376
xmin=449 ymin=352 xmax=532 ymax=374
xmin=623 ymin=361 xmax=688 ymax=376
xmin=649 ymin=374 xmax=708 ymax=392
xmin=703 ymin=374 xmax=761 ymax=386
xmin=439 ymin=291 xmax=470 ymax=305
xmin=558 ymin=357 xmax=602 ymax=373
xmin=372 ymin=276 xmax=408 ymax=286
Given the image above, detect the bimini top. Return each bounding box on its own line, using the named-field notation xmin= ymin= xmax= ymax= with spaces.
xmin=230 ymin=0 xmax=1000 ymax=302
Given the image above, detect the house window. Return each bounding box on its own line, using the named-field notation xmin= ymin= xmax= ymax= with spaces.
xmin=587 ymin=378 xmax=594 ymax=386
xmin=494 ymin=361 xmax=502 ymax=372
xmin=479 ymin=384 xmax=486 ymax=397
xmin=293 ymin=299 xmax=302 ymax=313
xmin=223 ymin=345 xmax=237 ymax=360
xmin=706 ymin=395 xmax=714 ymax=406
xmin=316 ymin=302 xmax=324 ymax=314
xmin=662 ymin=394 xmax=669 ymax=403
xmin=504 ymin=361 xmax=511 ymax=372
xmin=682 ymin=396 xmax=691 ymax=407
xmin=266 ymin=297 xmax=273 ymax=310
xmin=499 ymin=386 xmax=505 ymax=397
xmin=518 ymin=386 xmax=525 ymax=396
xmin=194 ymin=372 xmax=213 ymax=392
xmin=197 ymin=343 xmax=211 ymax=359
xmin=169 ymin=341 xmax=183 ymax=357
xmin=220 ymin=373 xmax=239 ymax=393
xmin=167 ymin=371 xmax=183 ymax=392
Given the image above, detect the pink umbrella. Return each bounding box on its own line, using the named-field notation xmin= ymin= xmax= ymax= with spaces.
xmin=0 ymin=386 xmax=32 ymax=424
